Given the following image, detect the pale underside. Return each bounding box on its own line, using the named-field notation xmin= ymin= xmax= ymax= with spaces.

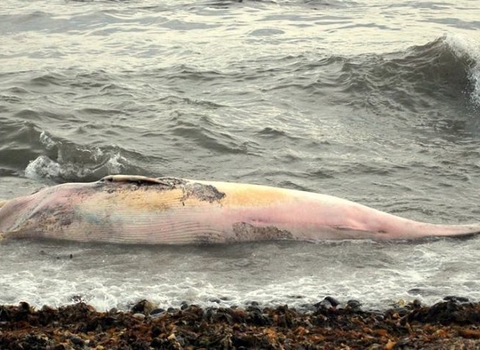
xmin=0 ymin=175 xmax=479 ymax=244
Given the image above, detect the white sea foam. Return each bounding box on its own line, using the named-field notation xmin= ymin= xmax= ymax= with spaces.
xmin=24 ymin=152 xmax=127 ymax=181
xmin=25 ymin=127 xmax=128 ymax=181
xmin=39 ymin=131 xmax=57 ymax=150
xmin=0 ymin=240 xmax=479 ymax=311
xmin=445 ymin=34 xmax=480 ymax=107
xmin=106 ymin=153 xmax=127 ymax=173
xmin=470 ymin=67 xmax=480 ymax=108
xmin=24 ymin=155 xmax=62 ymax=180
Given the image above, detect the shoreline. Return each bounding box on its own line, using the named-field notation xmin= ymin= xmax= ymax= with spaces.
xmin=1 ymin=298 xmax=480 ymax=349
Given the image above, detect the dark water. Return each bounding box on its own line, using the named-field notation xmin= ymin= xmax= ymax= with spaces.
xmin=0 ymin=0 xmax=480 ymax=310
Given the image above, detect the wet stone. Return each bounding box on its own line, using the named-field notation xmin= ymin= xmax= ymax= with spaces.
xmin=324 ymin=296 xmax=340 ymax=307
xmin=413 ymin=299 xmax=422 ymax=309
xmin=396 ymin=307 xmax=409 ymax=317
xmin=69 ymin=335 xmax=84 ymax=346
xmin=131 ymin=299 xmax=157 ymax=315
xmin=0 ymin=306 xmax=10 ymax=322
xmin=132 ymin=313 xmax=146 ymax=320
xmin=149 ymin=308 xmax=165 ymax=316
xmin=318 ymin=299 xmax=333 ymax=310
xmin=346 ymin=299 xmax=362 ymax=311
xmin=444 ymin=295 xmax=470 ymax=303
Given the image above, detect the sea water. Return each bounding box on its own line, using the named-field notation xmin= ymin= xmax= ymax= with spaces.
xmin=0 ymin=0 xmax=479 ymax=310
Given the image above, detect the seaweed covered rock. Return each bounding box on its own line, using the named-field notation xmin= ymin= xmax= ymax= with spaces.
xmin=1 ymin=299 xmax=480 ymax=349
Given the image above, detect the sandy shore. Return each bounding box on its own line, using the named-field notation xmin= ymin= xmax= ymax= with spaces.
xmin=1 ymin=297 xmax=480 ymax=349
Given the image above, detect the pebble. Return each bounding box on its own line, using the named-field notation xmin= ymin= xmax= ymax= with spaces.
xmin=444 ymin=295 xmax=469 ymax=303
xmin=346 ymin=300 xmax=362 ymax=311
xmin=132 ymin=313 xmax=145 ymax=320
xmin=150 ymin=308 xmax=165 ymax=316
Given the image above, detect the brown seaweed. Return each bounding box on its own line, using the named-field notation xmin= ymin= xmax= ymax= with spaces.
xmin=1 ymin=298 xmax=480 ymax=349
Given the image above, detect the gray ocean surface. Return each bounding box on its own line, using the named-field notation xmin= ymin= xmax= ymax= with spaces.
xmin=1 ymin=0 xmax=480 ymax=311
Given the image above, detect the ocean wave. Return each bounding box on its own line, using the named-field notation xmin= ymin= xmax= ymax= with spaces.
xmin=0 ymin=120 xmax=48 ymax=176
xmin=24 ymin=153 xmax=128 ymax=183
xmin=326 ymin=36 xmax=475 ymax=110
xmin=236 ymin=35 xmax=480 ymax=141
xmin=15 ymin=128 xmax=146 ymax=182
xmin=445 ymin=35 xmax=480 ymax=108
xmin=168 ymin=113 xmax=258 ymax=155
xmin=387 ymin=35 xmax=478 ymax=100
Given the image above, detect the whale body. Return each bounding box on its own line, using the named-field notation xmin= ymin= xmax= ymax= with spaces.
xmin=0 ymin=175 xmax=479 ymax=244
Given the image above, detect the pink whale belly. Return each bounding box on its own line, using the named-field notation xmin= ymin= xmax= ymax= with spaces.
xmin=1 ymin=175 xmax=479 ymax=244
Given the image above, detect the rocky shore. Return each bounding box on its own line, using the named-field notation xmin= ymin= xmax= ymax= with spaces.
xmin=1 ymin=297 xmax=480 ymax=349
